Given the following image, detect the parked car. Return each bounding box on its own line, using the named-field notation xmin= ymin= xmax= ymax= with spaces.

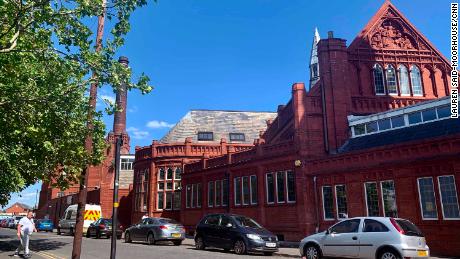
xmin=11 ymin=216 xmax=22 ymax=228
xmin=7 ymin=218 xmax=16 ymax=228
xmin=57 ymin=204 xmax=102 ymax=235
xmin=0 ymin=218 xmax=9 ymax=228
xmin=299 ymin=217 xmax=429 ymax=259
xmin=124 ymin=217 xmax=185 ymax=245
xmin=86 ymin=218 xmax=122 ymax=239
xmin=194 ymin=213 xmax=279 ymax=256
xmin=36 ymin=219 xmax=54 ymax=232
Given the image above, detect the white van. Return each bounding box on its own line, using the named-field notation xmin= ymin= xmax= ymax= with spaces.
xmin=57 ymin=204 xmax=102 ymax=235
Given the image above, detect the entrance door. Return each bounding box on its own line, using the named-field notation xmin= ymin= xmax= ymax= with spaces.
xmin=322 ymin=219 xmax=361 ymax=258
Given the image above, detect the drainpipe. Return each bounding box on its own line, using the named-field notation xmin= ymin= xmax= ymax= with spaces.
xmin=313 ymin=176 xmax=320 ymax=233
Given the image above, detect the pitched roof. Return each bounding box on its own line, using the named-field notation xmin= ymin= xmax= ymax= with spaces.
xmin=160 ymin=110 xmax=277 ymax=144
xmin=339 ymin=118 xmax=460 ymax=153
xmin=8 ymin=202 xmax=33 ymax=210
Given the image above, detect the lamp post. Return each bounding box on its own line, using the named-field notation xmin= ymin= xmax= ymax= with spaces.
xmin=110 ymin=136 xmax=122 ymax=259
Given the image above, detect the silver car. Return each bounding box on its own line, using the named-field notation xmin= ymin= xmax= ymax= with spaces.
xmin=124 ymin=217 xmax=185 ymax=245
xmin=299 ymin=217 xmax=429 ymax=259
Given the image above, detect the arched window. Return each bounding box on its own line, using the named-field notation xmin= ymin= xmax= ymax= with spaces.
xmin=410 ymin=65 xmax=423 ymax=96
xmin=385 ymin=65 xmax=397 ymax=94
xmin=373 ymin=64 xmax=385 ymax=95
xmin=398 ymin=65 xmax=410 ymax=95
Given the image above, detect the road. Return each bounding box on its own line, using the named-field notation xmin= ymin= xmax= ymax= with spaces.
xmin=0 ymin=228 xmax=298 ymax=259
xmin=0 ymin=228 xmax=455 ymax=259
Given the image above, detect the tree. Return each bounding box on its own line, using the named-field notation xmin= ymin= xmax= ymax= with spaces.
xmin=0 ymin=0 xmax=153 ymax=206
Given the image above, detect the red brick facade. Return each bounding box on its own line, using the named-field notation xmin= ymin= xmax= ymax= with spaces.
xmin=181 ymin=2 xmax=459 ymax=257
xmin=5 ymin=202 xmax=32 ymax=215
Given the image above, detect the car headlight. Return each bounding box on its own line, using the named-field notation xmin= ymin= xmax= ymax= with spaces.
xmin=246 ymin=234 xmax=261 ymax=240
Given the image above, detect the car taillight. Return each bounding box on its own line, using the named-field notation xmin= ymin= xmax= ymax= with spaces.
xmin=159 ymin=225 xmax=168 ymax=230
xmin=390 ymin=218 xmax=405 ymax=235
xmin=99 ymin=224 xmax=106 ymax=229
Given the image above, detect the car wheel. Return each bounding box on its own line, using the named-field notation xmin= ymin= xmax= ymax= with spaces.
xmin=195 ymin=236 xmax=205 ymax=250
xmin=124 ymin=232 xmax=132 ymax=243
xmin=233 ymin=239 xmax=246 ymax=255
xmin=173 ymin=240 xmax=182 ymax=246
xmin=96 ymin=230 xmax=101 ymax=239
xmin=147 ymin=233 xmax=155 ymax=245
xmin=380 ymin=250 xmax=401 ymax=259
xmin=86 ymin=230 xmax=90 ymax=238
xmin=304 ymin=244 xmax=322 ymax=259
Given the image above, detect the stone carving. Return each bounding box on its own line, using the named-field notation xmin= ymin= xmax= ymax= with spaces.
xmin=370 ymin=20 xmax=416 ymax=50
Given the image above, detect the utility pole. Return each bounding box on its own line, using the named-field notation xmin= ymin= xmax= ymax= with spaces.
xmin=71 ymin=1 xmax=106 ymax=258
xmin=110 ymin=136 xmax=122 ymax=259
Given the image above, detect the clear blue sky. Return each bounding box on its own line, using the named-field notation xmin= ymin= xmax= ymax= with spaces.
xmin=4 ymin=0 xmax=452 ymax=210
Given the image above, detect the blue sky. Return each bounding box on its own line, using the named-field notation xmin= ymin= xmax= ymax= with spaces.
xmin=4 ymin=0 xmax=452 ymax=210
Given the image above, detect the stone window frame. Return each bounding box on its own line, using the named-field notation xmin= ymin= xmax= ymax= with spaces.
xmin=364 ymin=182 xmax=380 ymax=217
xmin=335 ymin=184 xmax=348 ymax=219
xmin=410 ymin=65 xmax=424 ymax=96
xmin=385 ymin=64 xmax=398 ymax=95
xmin=322 ymin=185 xmax=334 ymax=221
xmin=157 ymin=166 xmax=181 ymax=211
xmin=380 ymin=180 xmax=398 ymax=218
xmin=417 ymin=177 xmax=438 ymax=220
xmin=397 ymin=64 xmax=411 ymax=96
xmin=437 ymin=175 xmax=460 ymax=220
xmin=373 ymin=63 xmax=386 ymax=95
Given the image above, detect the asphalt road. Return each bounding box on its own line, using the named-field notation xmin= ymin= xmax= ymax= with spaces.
xmin=0 ymin=228 xmax=296 ymax=259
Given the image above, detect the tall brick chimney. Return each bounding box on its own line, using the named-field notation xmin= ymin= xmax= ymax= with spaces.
xmin=113 ymin=56 xmax=129 ymax=134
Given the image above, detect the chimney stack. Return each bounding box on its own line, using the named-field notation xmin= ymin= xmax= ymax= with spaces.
xmin=113 ymin=56 xmax=129 ymax=134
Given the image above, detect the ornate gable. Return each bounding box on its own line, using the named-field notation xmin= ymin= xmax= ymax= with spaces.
xmin=348 ymin=1 xmax=448 ymax=65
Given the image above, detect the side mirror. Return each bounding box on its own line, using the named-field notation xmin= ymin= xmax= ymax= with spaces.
xmin=226 ymin=223 xmax=233 ymax=228
xmin=325 ymin=229 xmax=330 ymax=235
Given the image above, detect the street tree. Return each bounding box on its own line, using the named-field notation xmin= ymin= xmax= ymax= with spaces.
xmin=0 ymin=0 xmax=153 ymax=206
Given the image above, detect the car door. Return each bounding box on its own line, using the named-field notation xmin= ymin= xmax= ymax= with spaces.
xmin=202 ymin=215 xmax=220 ymax=246
xmin=359 ymin=219 xmax=391 ymax=259
xmin=322 ymin=219 xmax=361 ymax=258
xmin=216 ymin=215 xmax=234 ymax=249
xmin=131 ymin=219 xmax=145 ymax=240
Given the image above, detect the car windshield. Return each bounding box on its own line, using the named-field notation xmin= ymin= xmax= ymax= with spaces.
xmin=395 ymin=219 xmax=424 ymax=237
xmin=232 ymin=216 xmax=262 ymax=229
xmin=40 ymin=220 xmax=52 ymax=223
xmin=158 ymin=218 xmax=179 ymax=225
xmin=102 ymin=219 xmax=112 ymax=225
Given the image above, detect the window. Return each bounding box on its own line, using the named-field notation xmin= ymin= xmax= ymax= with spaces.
xmin=422 ymin=108 xmax=437 ymax=122
xmin=266 ymin=173 xmax=275 ymax=204
xmin=229 ymin=133 xmax=245 ymax=142
xmin=175 ymin=168 xmax=182 ymax=180
xmin=222 ymin=179 xmax=229 ymax=206
xmin=438 ymin=175 xmax=460 ymax=219
xmin=381 ymin=180 xmax=398 ymax=217
xmin=276 ymin=172 xmax=286 ymax=203
xmin=365 ymin=182 xmax=380 ymax=216
xmin=165 ymin=192 xmax=173 ymax=210
xmin=234 ymin=177 xmax=241 ymax=205
xmin=158 ymin=182 xmax=164 ymax=191
xmin=166 ymin=182 xmax=173 ymax=190
xmin=322 ymin=186 xmax=334 ymax=220
xmin=386 ymin=65 xmax=397 ymax=94
xmin=330 ymin=219 xmax=360 ymax=233
xmin=242 ymin=176 xmax=250 ymax=205
xmin=215 ymin=180 xmax=221 ymax=206
xmin=186 ymin=185 xmax=191 ymax=208
xmin=250 ymin=175 xmax=258 ymax=204
xmin=335 ymin=185 xmax=348 ymax=219
xmin=120 ymin=158 xmax=134 ymax=170
xmin=287 ymin=171 xmax=296 ymax=202
xmin=166 ymin=168 xmax=173 ymax=180
xmin=191 ymin=184 xmax=196 ymax=208
xmin=408 ymin=112 xmax=422 ymax=124
xmin=157 ymin=192 xmax=164 ymax=210
xmin=410 ymin=65 xmax=423 ymax=95
xmin=398 ymin=65 xmax=410 ymax=95
xmin=373 ymin=64 xmax=385 ymax=94
xmin=354 ymin=124 xmax=366 ymax=136
xmin=366 ymin=121 xmax=378 ymax=133
xmin=363 ymin=219 xmax=389 ymax=232
xmin=391 ymin=115 xmax=405 ymax=128
xmin=417 ymin=177 xmax=438 ymax=219
xmin=174 ymin=191 xmax=181 ymax=210
xmin=197 ymin=183 xmax=202 ymax=208
xmin=208 ymin=181 xmax=215 ymax=207
xmin=378 ymin=118 xmax=391 ymax=131
xmin=159 ymin=168 xmax=165 ymax=180
xmin=437 ymin=105 xmax=451 ymax=118
xmin=174 ymin=181 xmax=181 ymax=190
xmin=198 ymin=132 xmax=213 ymax=141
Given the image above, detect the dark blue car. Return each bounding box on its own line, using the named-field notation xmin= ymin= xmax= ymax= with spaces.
xmin=36 ymin=219 xmax=54 ymax=232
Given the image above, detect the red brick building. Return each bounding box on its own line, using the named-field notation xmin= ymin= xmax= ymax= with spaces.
xmin=132 ymin=110 xmax=276 ymax=224
xmin=5 ymin=202 xmax=32 ymax=215
xmin=37 ymin=57 xmax=135 ymax=228
xmin=181 ymin=2 xmax=459 ymax=256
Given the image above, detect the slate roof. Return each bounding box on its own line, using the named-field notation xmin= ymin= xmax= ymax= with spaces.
xmin=339 ymin=118 xmax=460 ymax=153
xmin=160 ymin=110 xmax=277 ymax=144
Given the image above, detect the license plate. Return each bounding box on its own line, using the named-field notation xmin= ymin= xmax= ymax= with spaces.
xmin=171 ymin=233 xmax=181 ymax=238
xmin=265 ymin=242 xmax=276 ymax=248
xmin=417 ymin=250 xmax=428 ymax=256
